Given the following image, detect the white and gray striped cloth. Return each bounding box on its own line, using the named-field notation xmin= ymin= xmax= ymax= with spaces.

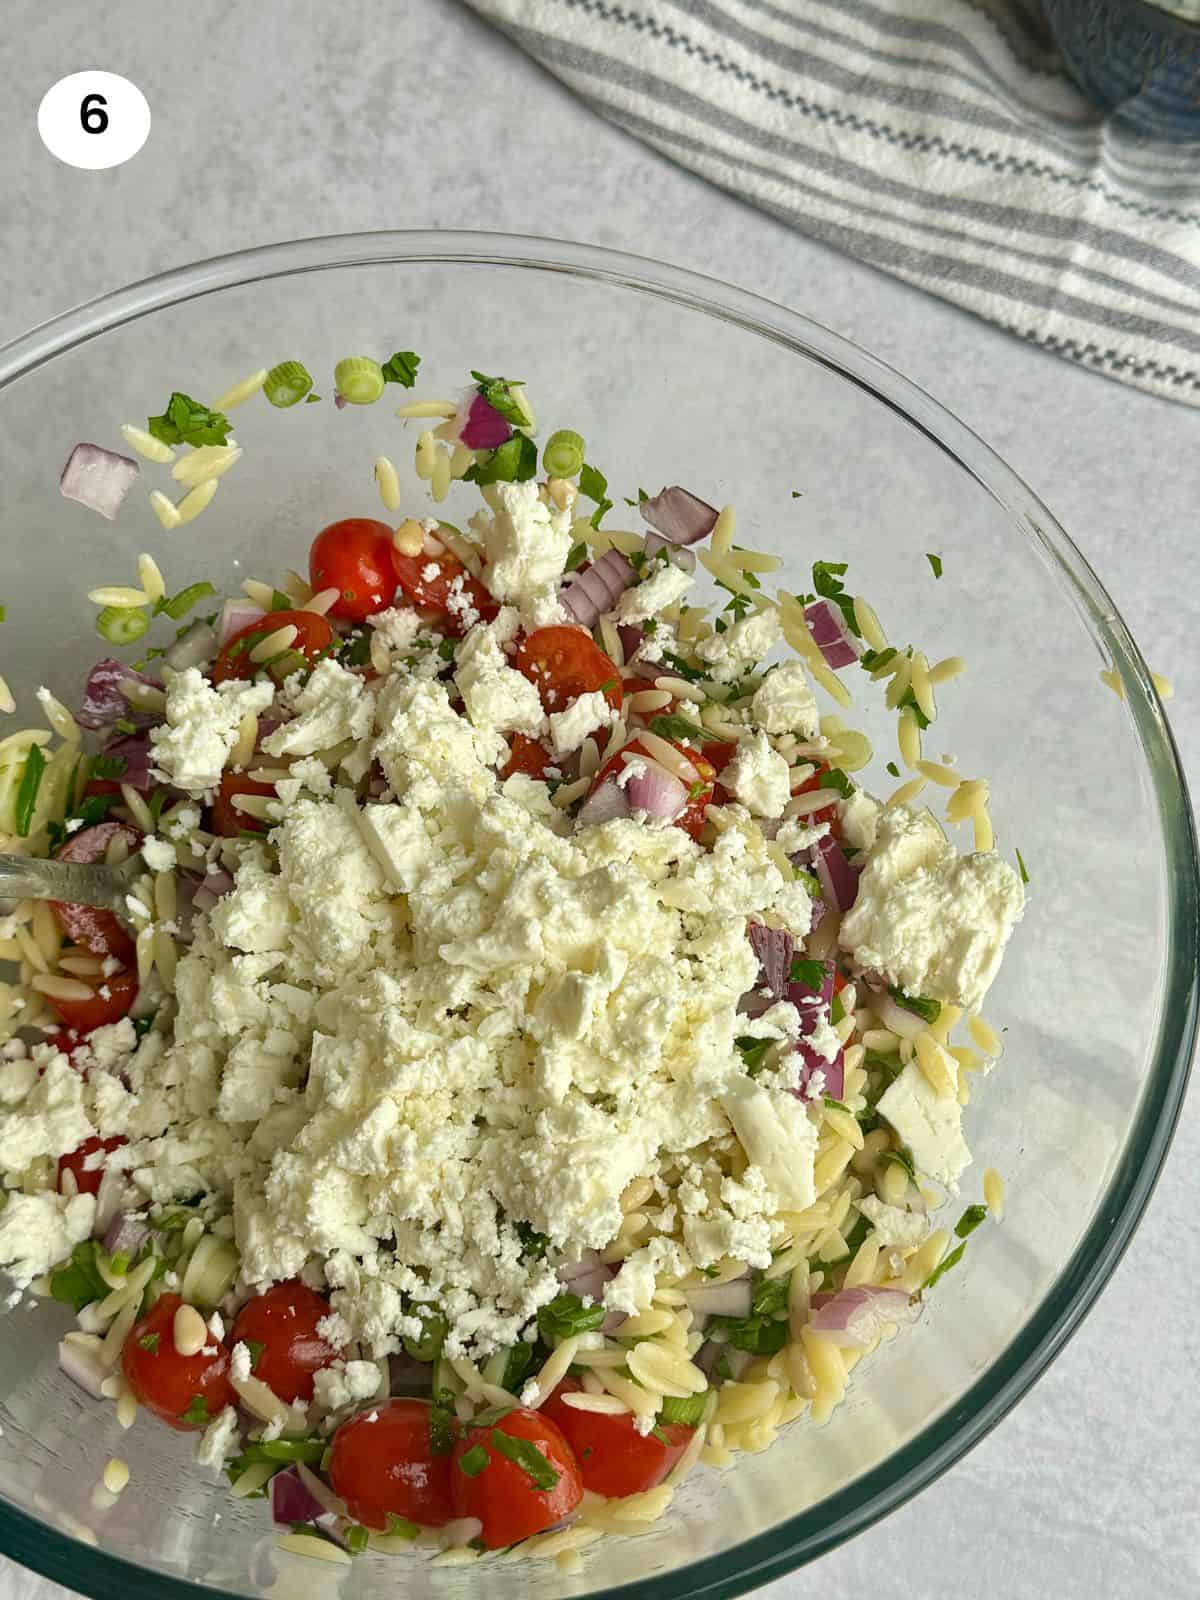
xmin=467 ymin=0 xmax=1200 ymax=407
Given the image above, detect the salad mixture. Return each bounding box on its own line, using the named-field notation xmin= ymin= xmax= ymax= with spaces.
xmin=0 ymin=357 xmax=1024 ymax=1573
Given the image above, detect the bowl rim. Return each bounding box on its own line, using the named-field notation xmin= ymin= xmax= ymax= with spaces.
xmin=0 ymin=228 xmax=1195 ymax=1600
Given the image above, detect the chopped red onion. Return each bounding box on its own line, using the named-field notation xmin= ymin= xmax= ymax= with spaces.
xmin=808 ymin=1286 xmax=918 ymax=1347
xmin=59 ymin=443 xmax=139 ymax=521
xmin=684 ymin=1278 xmax=753 ymax=1318
xmin=792 ymin=1040 xmax=845 ymax=1102
xmin=216 ymin=600 xmax=266 ymax=650
xmin=58 ymin=1338 xmax=109 ymax=1399
xmin=617 ymin=625 xmax=644 ymax=660
xmin=787 ymin=957 xmax=834 ymax=1020
xmin=804 ymin=600 xmax=861 ymax=670
xmin=164 ymin=619 xmax=218 ymax=673
xmin=558 ymin=1250 xmax=613 ymax=1308
xmin=625 ymin=762 xmax=686 ymax=820
xmin=576 ymin=779 xmax=631 ymax=828
xmin=202 ymin=868 xmax=237 ymax=898
xmin=814 ymin=833 xmax=861 ymax=913
xmin=78 ymin=659 xmax=160 ymax=731
xmin=748 ymin=923 xmax=794 ymax=1003
xmin=270 ymin=1466 xmax=329 ymax=1528
xmin=333 ymin=392 xmax=348 ymax=410
xmin=560 ymin=549 xmax=636 ymax=628
xmin=460 ymin=391 xmax=513 ymax=451
xmin=872 ymin=988 xmax=927 ymax=1041
xmin=639 ymin=486 xmax=719 ymax=546
xmin=98 ymin=731 xmax=156 ymax=791
xmin=102 ymin=1210 xmax=150 ymax=1259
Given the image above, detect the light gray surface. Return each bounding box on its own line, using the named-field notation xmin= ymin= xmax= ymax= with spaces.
xmin=2 ymin=2 xmax=1197 ymax=1598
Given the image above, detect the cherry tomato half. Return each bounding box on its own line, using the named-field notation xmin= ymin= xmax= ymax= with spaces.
xmin=309 ymin=519 xmax=398 ymax=622
xmin=792 ymin=763 xmax=842 ymax=839
xmin=590 ymin=736 xmax=716 ymax=841
xmin=514 ymin=627 xmax=623 ymax=715
xmin=499 ymin=733 xmax=553 ymax=782
xmin=58 ymin=1134 xmax=127 ymax=1198
xmin=328 ymin=1399 xmax=456 ymax=1529
xmin=449 ymin=1407 xmax=582 ymax=1549
xmin=49 ymin=969 xmax=138 ymax=1034
xmin=51 ymin=820 xmax=141 ymax=962
xmin=229 ymin=1280 xmax=337 ymax=1404
xmin=212 ymin=610 xmax=334 ymax=685
xmin=121 ymin=1293 xmax=235 ymax=1431
xmin=542 ymin=1379 xmax=693 ymax=1497
xmin=391 ymin=546 xmax=498 ymax=639
xmin=211 ymin=770 xmax=276 ymax=839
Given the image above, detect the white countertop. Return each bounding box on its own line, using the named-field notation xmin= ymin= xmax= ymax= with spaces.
xmin=2 ymin=1 xmax=1197 ymax=1596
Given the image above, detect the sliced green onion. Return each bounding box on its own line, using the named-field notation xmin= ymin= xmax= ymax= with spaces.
xmin=543 ymin=429 xmax=585 ymax=478
xmin=334 ymin=357 xmax=386 ymax=406
xmin=659 ymin=1392 xmax=707 ymax=1426
xmin=263 ymin=360 xmax=314 ymax=408
xmin=490 ymin=1427 xmax=559 ymax=1491
xmin=156 ymin=581 xmax=216 ymax=621
xmin=458 ymin=1444 xmax=490 ymax=1478
xmin=15 ymin=744 xmax=46 ymax=837
xmin=96 ymin=606 xmax=149 ymax=645
xmin=345 ymin=1525 xmax=369 ymax=1555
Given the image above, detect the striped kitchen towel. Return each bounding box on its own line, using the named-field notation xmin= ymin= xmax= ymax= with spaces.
xmin=465 ymin=0 xmax=1200 ymax=407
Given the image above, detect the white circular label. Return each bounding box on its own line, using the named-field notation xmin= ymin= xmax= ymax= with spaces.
xmin=37 ymin=72 xmax=151 ymax=170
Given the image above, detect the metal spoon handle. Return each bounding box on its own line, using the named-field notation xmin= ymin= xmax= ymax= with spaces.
xmin=0 ymin=854 xmax=137 ymax=914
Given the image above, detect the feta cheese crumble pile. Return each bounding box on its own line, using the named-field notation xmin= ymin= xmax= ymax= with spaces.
xmin=0 ymin=372 xmax=1028 ymax=1566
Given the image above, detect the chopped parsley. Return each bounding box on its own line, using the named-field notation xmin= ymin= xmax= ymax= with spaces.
xmin=801 ymin=559 xmax=860 ymax=636
xmin=244 ymin=1339 xmax=265 ymax=1372
xmin=268 ymin=589 xmax=293 ymax=612
xmin=735 ymin=1035 xmax=772 ymax=1076
xmin=750 ymin=1274 xmax=790 ymax=1318
xmin=382 ymin=351 xmax=421 ymax=387
xmin=469 ymin=370 xmax=528 ymax=425
xmin=458 ymin=1444 xmax=491 ymax=1478
xmin=437 ymin=638 xmax=457 ymax=661
xmin=648 ymin=713 xmax=707 ymax=746
xmin=147 ymin=392 xmax=231 ymax=448
xmin=515 ymin=1220 xmax=549 ymax=1260
xmin=886 ymin=761 xmax=900 ymax=778
xmin=860 ymin=646 xmax=898 ymax=672
xmin=463 ymin=432 xmax=537 ymax=486
xmin=427 ymin=1404 xmax=457 ymax=1457
xmin=14 ymin=744 xmax=45 ymax=837
xmin=537 ymin=1292 xmax=606 ymax=1342
xmin=955 ymin=1204 xmax=988 ymax=1239
xmin=818 ymin=767 xmax=854 ymax=796
xmin=499 ymin=1341 xmax=536 ymax=1394
xmin=789 ymin=957 xmax=826 ymax=993
xmin=878 ymin=1148 xmax=915 ymax=1181
xmin=708 ymin=1312 xmax=788 ymax=1356
xmin=138 ymin=1332 xmax=160 ymax=1354
xmin=922 ymin=1241 xmax=967 ymax=1291
xmin=1016 ymin=848 xmax=1030 ymax=885
xmin=578 ymin=463 xmax=612 ymax=528
xmin=115 ymin=718 xmax=137 ymax=735
xmin=91 ymin=754 xmax=127 ymax=779
xmin=489 ymin=1428 xmax=560 ymax=1492
xmin=888 ymin=986 xmax=941 ymax=1024
xmin=565 ymin=541 xmax=588 ymax=572
xmin=179 ymin=1395 xmax=210 ymax=1426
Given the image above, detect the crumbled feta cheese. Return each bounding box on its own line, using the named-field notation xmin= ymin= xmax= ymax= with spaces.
xmin=857 ymin=1195 xmax=929 ymax=1250
xmin=369 ymin=607 xmax=424 ymax=653
xmin=839 ymin=790 xmax=883 ymax=853
xmin=0 ymin=1191 xmax=95 ymax=1285
xmin=615 ymin=561 xmax=693 ymax=624
xmin=230 ymin=1342 xmax=253 ymax=1383
xmin=696 ymin=608 xmax=783 ymax=683
xmin=718 ymin=1077 xmax=816 ymax=1213
xmin=141 ymin=836 xmax=175 ymax=873
xmin=481 ymin=481 xmax=573 ymax=626
xmin=262 ymin=660 xmax=375 ymax=760
xmin=876 ymin=1063 xmax=971 ymax=1185
xmin=751 ymin=661 xmax=819 ymax=736
xmin=194 ymin=1405 xmax=240 ymax=1472
xmin=312 ymin=1360 xmax=383 ymax=1411
xmin=150 ymin=669 xmax=274 ymax=795
xmin=454 ymin=626 xmax=545 ymax=738
xmin=548 ymin=690 xmax=615 ymax=758
xmin=725 ymin=732 xmax=790 ymax=818
xmin=840 ymin=806 xmax=1024 ymax=1009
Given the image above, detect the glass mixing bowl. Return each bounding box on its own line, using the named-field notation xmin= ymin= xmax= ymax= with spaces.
xmin=0 ymin=232 xmax=1194 ymax=1600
